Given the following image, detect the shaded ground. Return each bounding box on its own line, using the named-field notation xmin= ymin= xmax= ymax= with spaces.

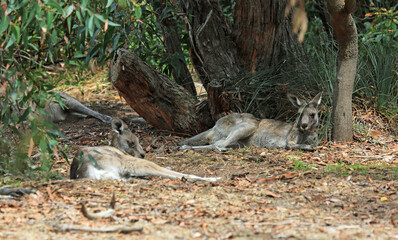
xmin=1 ymin=78 xmax=397 ymax=239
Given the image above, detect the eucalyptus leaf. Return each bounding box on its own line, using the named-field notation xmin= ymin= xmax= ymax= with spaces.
xmin=106 ymin=0 xmax=113 ymax=8
xmin=88 ymin=154 xmax=99 ymax=169
xmin=63 ymin=4 xmax=74 ymax=18
xmin=0 ymin=13 xmax=9 ymax=34
xmin=5 ymin=34 xmax=16 ymax=49
xmin=135 ymin=6 xmax=142 ymax=20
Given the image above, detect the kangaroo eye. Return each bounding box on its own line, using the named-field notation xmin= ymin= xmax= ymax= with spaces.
xmin=128 ymin=141 xmax=136 ymax=147
xmin=310 ymin=113 xmax=316 ymax=118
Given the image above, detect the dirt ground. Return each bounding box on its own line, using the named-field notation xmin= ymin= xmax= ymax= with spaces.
xmin=1 ymin=80 xmax=398 ymax=239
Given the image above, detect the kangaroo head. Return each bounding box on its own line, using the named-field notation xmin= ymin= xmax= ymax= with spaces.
xmin=287 ymin=92 xmax=322 ymax=132
xmin=111 ymin=118 xmax=146 ymax=158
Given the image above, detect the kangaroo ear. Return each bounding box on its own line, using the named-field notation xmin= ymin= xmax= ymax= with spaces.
xmin=287 ymin=93 xmax=305 ymax=108
xmin=311 ymin=92 xmax=322 ymax=108
xmin=111 ymin=118 xmax=124 ymax=134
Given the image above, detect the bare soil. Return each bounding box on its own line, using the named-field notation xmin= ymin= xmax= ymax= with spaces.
xmin=1 ymin=80 xmax=397 ymax=239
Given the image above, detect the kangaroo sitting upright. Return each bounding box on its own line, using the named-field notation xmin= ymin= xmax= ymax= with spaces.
xmin=70 ymin=118 xmax=219 ymax=181
xmin=47 ymin=92 xmax=112 ymax=123
xmin=178 ymin=92 xmax=322 ymax=151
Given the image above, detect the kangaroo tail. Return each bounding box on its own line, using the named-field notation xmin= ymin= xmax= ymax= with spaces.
xmin=70 ymin=157 xmax=79 ymax=179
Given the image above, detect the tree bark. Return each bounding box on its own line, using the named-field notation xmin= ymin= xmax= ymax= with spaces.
xmin=179 ymin=0 xmax=304 ymax=116
xmin=109 ymin=49 xmax=213 ymax=133
xmin=179 ymin=0 xmax=240 ymax=89
xmin=233 ymin=0 xmax=304 ymax=72
xmin=327 ymin=0 xmax=358 ymax=142
xmin=207 ymin=83 xmax=231 ymax=120
xmin=153 ymin=1 xmax=197 ymax=96
xmin=109 ymin=0 xmax=307 ymax=132
xmin=178 ymin=0 xmax=241 ymax=117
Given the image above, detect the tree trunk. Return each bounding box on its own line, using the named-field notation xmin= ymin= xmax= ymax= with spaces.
xmin=109 ymin=0 xmax=306 ymax=133
xmin=109 ymin=49 xmax=213 ymax=133
xmin=207 ymin=83 xmax=231 ymax=120
xmin=179 ymin=0 xmax=240 ymax=89
xmin=233 ymin=0 xmax=304 ymax=72
xmin=153 ymin=1 xmax=197 ymax=96
xmin=180 ymin=0 xmax=304 ymax=115
xmin=327 ymin=0 xmax=358 ymax=142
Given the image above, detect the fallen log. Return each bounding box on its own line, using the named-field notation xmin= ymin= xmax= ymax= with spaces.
xmin=109 ymin=49 xmax=213 ymax=134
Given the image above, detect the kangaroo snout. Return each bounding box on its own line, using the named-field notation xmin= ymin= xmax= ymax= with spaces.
xmin=300 ymin=123 xmax=309 ymax=131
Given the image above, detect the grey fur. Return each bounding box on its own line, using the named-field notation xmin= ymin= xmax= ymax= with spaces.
xmin=110 ymin=118 xmax=146 ymax=158
xmin=179 ymin=93 xmax=322 ymax=151
xmin=70 ymin=118 xmax=220 ymax=181
xmin=47 ymin=92 xmax=112 ymax=123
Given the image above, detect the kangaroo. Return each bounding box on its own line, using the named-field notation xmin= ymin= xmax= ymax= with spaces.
xmin=178 ymin=92 xmax=322 ymax=151
xmin=47 ymin=92 xmax=112 ymax=123
xmin=0 ymin=88 xmax=112 ymax=123
xmin=70 ymin=118 xmax=220 ymax=181
xmin=110 ymin=117 xmax=146 ymax=158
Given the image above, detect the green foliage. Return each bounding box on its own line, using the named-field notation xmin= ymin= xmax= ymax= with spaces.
xmin=0 ymin=74 xmax=66 ymax=179
xmin=355 ymin=42 xmax=398 ymax=132
xmin=0 ymin=0 xmax=121 ymax=70
xmin=303 ymin=17 xmax=338 ymax=141
xmin=324 ymin=162 xmax=398 ymax=179
xmin=0 ymin=0 xmax=121 ymax=180
xmin=123 ymin=1 xmax=191 ymax=77
xmin=325 ymin=162 xmax=362 ymax=176
xmin=304 ymin=10 xmax=398 ymax=139
xmin=293 ymin=160 xmax=315 ymax=172
xmin=361 ymin=5 xmax=398 ymax=53
xmin=355 ymin=5 xmax=398 ymax=134
xmin=0 ymin=0 xmax=190 ymax=180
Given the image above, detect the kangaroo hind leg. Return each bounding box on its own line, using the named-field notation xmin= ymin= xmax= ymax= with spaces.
xmin=216 ymin=122 xmax=257 ymax=149
xmin=178 ymin=129 xmax=221 ymax=151
xmin=177 ymin=129 xmax=212 ymax=146
xmin=59 ymin=92 xmax=112 ymax=123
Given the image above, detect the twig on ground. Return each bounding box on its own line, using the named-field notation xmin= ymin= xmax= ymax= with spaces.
xmin=54 ymin=224 xmax=143 ymax=234
xmin=80 ymin=193 xmax=117 ymax=220
xmin=81 ymin=203 xmax=115 ymax=220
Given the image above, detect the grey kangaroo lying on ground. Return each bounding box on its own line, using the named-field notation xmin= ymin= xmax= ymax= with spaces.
xmin=178 ymin=92 xmax=322 ymax=151
xmin=70 ymin=118 xmax=220 ymax=181
xmin=0 ymin=90 xmax=111 ymax=123
xmin=47 ymin=92 xmax=112 ymax=123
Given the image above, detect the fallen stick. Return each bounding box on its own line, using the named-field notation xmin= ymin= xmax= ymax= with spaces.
xmin=80 ymin=193 xmax=117 ymax=220
xmin=54 ymin=224 xmax=143 ymax=234
xmin=81 ymin=203 xmax=115 ymax=220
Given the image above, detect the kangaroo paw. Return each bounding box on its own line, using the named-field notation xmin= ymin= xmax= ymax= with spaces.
xmin=179 ymin=145 xmax=192 ymax=150
xmin=205 ymin=177 xmax=222 ymax=182
xmin=101 ymin=115 xmax=113 ymax=123
xmin=298 ymin=145 xmax=314 ymax=151
xmin=302 ymin=145 xmax=315 ymax=151
xmin=215 ymin=146 xmax=228 ymax=152
xmin=286 ymin=144 xmax=314 ymax=151
xmin=184 ymin=175 xmax=221 ymax=182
